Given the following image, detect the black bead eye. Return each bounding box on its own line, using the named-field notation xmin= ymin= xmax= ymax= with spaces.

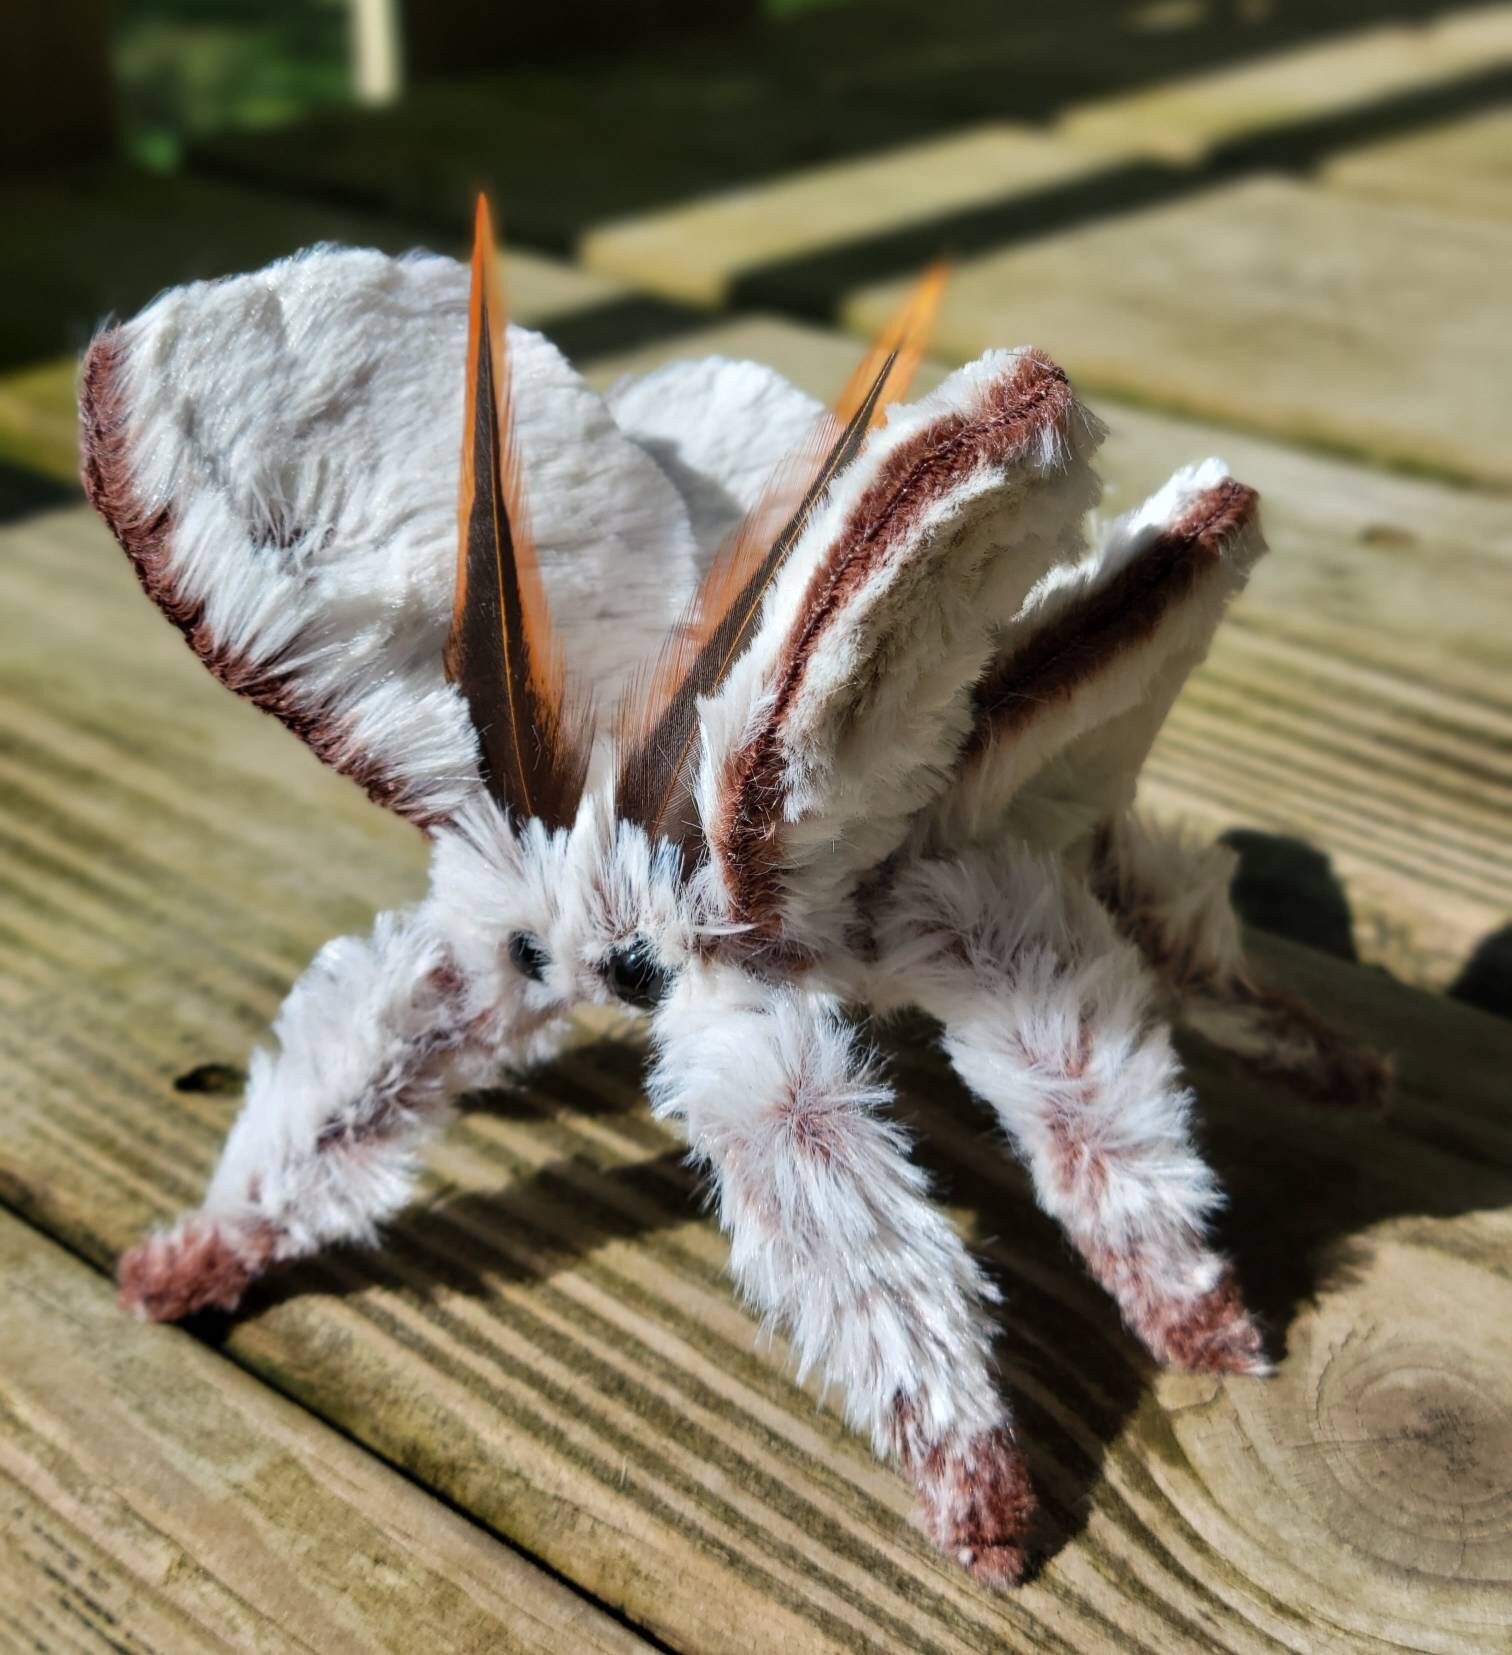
xmin=508 ymin=932 xmax=549 ymax=983
xmin=605 ymin=938 xmax=671 ymax=1010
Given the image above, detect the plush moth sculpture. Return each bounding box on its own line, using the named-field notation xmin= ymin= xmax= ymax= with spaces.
xmin=81 ymin=199 xmax=1387 ymax=1588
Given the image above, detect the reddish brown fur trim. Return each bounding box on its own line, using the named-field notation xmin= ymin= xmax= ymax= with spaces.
xmin=716 ymin=352 xmax=1075 ymax=935
xmin=1090 ymin=825 xmax=1392 ymax=1111
xmin=117 ymin=1216 xmax=277 ymax=1322
xmin=767 ymin=1079 xmax=846 ymax=1166
xmin=965 ymin=478 xmax=1257 ymax=759
xmin=1087 ymin=1246 xmax=1266 ymax=1374
xmin=891 ymin=1399 xmax=1036 ymax=1586
xmin=315 ymin=1007 xmax=470 ymax=1154
xmin=79 ymin=330 xmax=444 ymax=829
xmin=79 ymin=332 xmax=185 ymax=626
xmin=1001 ymin=1017 xmax=1261 ymax=1372
xmin=1231 ymin=979 xmax=1392 ymax=1111
xmin=1156 ymin=1266 xmax=1265 ymax=1373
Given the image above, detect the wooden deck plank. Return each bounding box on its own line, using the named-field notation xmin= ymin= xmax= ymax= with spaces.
xmin=575 ymin=25 xmax=1512 ymax=324
xmin=144 ymin=14 xmax=1512 ymax=486
xmin=0 ymin=1209 xmax=649 ymax=1653
xmin=0 ymin=358 xmax=78 ymax=487
xmin=2 ymin=507 xmax=1511 ymax=1650
xmin=579 ymin=123 xmax=1112 ymax=306
xmin=845 ymin=175 xmax=1512 ymax=488
xmin=182 ymin=4 xmax=1512 ymax=251
xmin=587 ymin=312 xmax=1512 ymax=992
xmin=1322 ymin=106 xmax=1512 ymax=222
xmin=1057 ymin=7 xmax=1512 ymax=162
xmin=180 ymin=3 xmax=1136 ymax=252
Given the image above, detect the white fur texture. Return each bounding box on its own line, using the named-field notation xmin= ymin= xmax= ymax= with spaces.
xmin=648 ymin=965 xmax=1007 ymax=1455
xmin=872 ymin=845 xmax=1265 ymax=1371
xmin=693 ymin=350 xmax=1104 ymax=948
xmin=95 ymin=252 xmax=1385 ymax=1588
xmin=936 ymin=458 xmax=1266 ymax=852
xmin=103 ymin=246 xmax=702 ymax=818
xmin=1092 ymin=814 xmax=1391 ymax=1109
xmin=608 ymin=355 xmax=824 ymax=555
xmin=201 ymin=908 xmax=495 ymax=1260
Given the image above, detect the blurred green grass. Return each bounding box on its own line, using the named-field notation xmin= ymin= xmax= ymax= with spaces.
xmin=117 ymin=0 xmax=351 ymax=170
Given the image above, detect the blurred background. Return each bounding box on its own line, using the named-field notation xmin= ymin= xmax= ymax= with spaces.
xmin=3 ymin=0 xmax=1509 ymax=1010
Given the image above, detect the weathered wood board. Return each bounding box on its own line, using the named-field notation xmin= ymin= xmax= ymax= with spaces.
xmin=586 ymin=312 xmax=1512 ymax=993
xmin=1057 ymin=9 xmax=1512 ymax=162
xmin=182 ymin=3 xmax=1142 ymax=251
xmin=2 ymin=504 xmax=1510 ymax=1651
xmin=0 ymin=1211 xmax=648 ymax=1653
xmin=151 ymin=10 xmax=1512 ymax=490
xmin=845 ymin=175 xmax=1512 ymax=488
xmin=183 ymin=1 xmax=1512 ymax=250
xmin=0 ymin=358 xmax=80 ymax=489
xmin=579 ymin=123 xmax=1114 ymax=306
xmin=1323 ymin=107 xmax=1512 ymax=223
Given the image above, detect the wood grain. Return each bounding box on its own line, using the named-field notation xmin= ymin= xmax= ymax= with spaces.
xmin=2 ymin=505 xmax=1510 ymax=1650
xmin=1057 ymin=9 xmax=1512 ymax=162
xmin=845 ymin=175 xmax=1512 ymax=488
xmin=580 ymin=123 xmax=1107 ymax=306
xmin=0 ymin=1211 xmax=650 ymax=1653
xmin=1324 ymin=107 xmax=1512 ymax=224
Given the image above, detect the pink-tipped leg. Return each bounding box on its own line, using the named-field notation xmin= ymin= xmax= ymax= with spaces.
xmin=905 ymin=1422 xmax=1037 ymax=1588
xmin=1091 ymin=814 xmax=1392 ymax=1115
xmin=1092 ymin=1252 xmax=1270 ymax=1376
xmin=651 ymin=976 xmax=1031 ymax=1588
xmin=118 ymin=1214 xmax=275 ymax=1321
xmin=881 ymin=847 xmax=1273 ymax=1384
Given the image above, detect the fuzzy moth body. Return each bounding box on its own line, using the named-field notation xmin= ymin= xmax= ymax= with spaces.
xmin=82 ymin=215 xmax=1389 ymax=1594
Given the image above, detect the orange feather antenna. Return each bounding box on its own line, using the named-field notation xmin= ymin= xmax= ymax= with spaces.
xmin=615 ymin=266 xmax=947 ymax=855
xmin=832 ymin=259 xmax=949 ymax=428
xmin=446 ymin=195 xmax=590 ymax=830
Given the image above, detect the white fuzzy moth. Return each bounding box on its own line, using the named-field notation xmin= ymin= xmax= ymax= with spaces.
xmin=81 ymin=200 xmax=1389 ymax=1588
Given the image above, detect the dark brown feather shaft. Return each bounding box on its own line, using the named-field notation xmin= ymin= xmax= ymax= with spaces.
xmin=616 ymin=352 xmax=897 ymax=854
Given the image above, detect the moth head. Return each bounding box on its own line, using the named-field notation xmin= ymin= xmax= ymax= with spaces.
xmin=429 ymin=795 xmax=704 ymax=1019
xmin=506 ymin=924 xmax=669 ymax=1010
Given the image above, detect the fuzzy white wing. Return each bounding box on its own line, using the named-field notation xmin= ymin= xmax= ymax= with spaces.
xmin=930 ymin=459 xmax=1267 ymax=855
xmin=607 ymin=355 xmax=824 ymax=557
xmin=689 ymin=347 xmax=1105 ymax=950
xmin=81 ymin=245 xmax=700 ymax=826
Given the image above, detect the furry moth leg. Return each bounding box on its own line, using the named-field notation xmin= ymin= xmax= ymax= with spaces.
xmin=119 ymin=906 xmax=506 ymax=1321
xmin=1090 ymin=814 xmax=1391 ymax=1112
xmin=649 ymin=969 xmax=1035 ymax=1588
xmin=878 ymin=848 xmax=1269 ymax=1377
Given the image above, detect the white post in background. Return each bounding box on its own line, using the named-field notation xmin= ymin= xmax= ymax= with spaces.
xmin=350 ymin=0 xmax=404 ymax=105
